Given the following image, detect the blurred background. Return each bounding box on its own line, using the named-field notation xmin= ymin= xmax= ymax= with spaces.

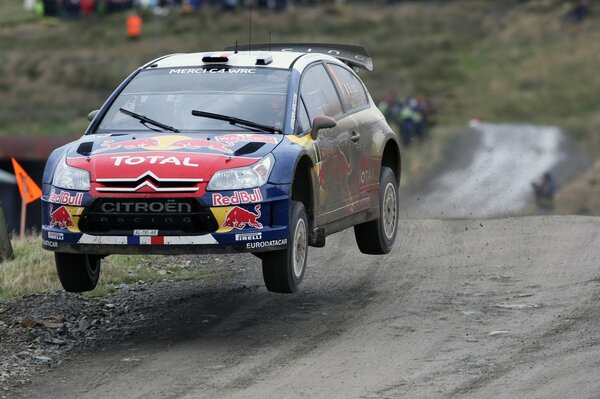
xmin=0 ymin=0 xmax=598 ymax=232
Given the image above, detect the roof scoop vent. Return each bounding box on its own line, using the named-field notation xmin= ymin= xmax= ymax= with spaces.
xmin=256 ymin=54 xmax=272 ymax=65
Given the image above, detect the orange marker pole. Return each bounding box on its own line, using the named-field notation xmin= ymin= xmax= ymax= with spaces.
xmin=20 ymin=177 xmax=27 ymax=240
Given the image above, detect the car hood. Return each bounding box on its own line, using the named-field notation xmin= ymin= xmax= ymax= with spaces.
xmin=65 ymin=132 xmax=282 ymax=182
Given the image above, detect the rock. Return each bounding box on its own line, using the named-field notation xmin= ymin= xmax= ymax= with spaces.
xmin=41 ymin=321 xmax=64 ymax=329
xmin=488 ymin=330 xmax=510 ymax=336
xmin=45 ymin=338 xmax=67 ymax=346
xmin=32 ymin=356 xmax=52 ymax=362
xmin=494 ymin=302 xmax=540 ymax=310
xmin=20 ymin=317 xmax=37 ymax=329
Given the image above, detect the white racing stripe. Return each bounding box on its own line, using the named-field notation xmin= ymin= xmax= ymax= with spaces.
xmin=78 ymin=234 xmax=219 ymax=245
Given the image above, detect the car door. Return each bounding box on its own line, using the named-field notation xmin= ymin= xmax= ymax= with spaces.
xmin=326 ymin=63 xmax=380 ymax=212
xmin=299 ymin=63 xmax=354 ymax=225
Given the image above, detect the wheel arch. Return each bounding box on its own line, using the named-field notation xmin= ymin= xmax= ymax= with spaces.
xmin=381 ymin=139 xmax=401 ymax=184
xmin=291 ymin=154 xmax=316 ymax=230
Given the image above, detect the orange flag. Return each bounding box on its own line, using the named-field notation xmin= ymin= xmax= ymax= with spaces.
xmin=11 ymin=158 xmax=42 ymax=204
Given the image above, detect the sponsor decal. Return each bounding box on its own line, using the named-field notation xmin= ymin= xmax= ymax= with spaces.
xmin=215 ymin=134 xmax=278 ymax=145
xmin=95 ymin=138 xmax=163 ymax=153
xmin=246 ymin=239 xmax=287 ymax=249
xmin=212 ymin=188 xmax=263 ymax=206
xmin=134 ymin=229 xmax=159 ymax=236
xmin=235 ymin=232 xmax=263 ymax=241
xmin=223 ymin=205 xmax=263 ymax=230
xmin=111 ymin=155 xmax=199 ymax=167
xmin=48 ymin=189 xmax=84 ymax=206
xmin=78 ymin=234 xmax=218 ymax=245
xmin=168 ymin=138 xmax=232 ymax=154
xmin=168 ymin=68 xmax=256 ymax=74
xmin=47 ymin=232 xmax=64 ymax=241
xmin=94 ymin=135 xmax=233 ymax=154
xmin=360 ymin=168 xmax=377 ymax=185
xmin=49 ymin=206 xmax=75 ymax=229
xmin=43 ymin=239 xmax=58 ymax=248
xmin=100 ymin=201 xmax=192 ymax=213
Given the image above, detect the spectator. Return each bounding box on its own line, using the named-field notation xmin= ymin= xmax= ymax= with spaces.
xmin=564 ymin=0 xmax=590 ymax=23
xmin=80 ymin=0 xmax=96 ymax=15
xmin=126 ymin=11 xmax=142 ymax=39
xmin=532 ymin=172 xmax=556 ymax=211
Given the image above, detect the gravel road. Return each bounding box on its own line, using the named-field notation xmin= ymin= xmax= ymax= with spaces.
xmin=6 ymin=124 xmax=600 ymax=398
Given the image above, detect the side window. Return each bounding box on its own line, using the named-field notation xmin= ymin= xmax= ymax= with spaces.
xmin=327 ymin=64 xmax=369 ymax=111
xmin=297 ymin=98 xmax=311 ymax=134
xmin=300 ymin=64 xmax=343 ymax=120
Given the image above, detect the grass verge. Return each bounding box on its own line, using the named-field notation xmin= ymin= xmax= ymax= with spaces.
xmin=0 ymin=234 xmax=218 ymax=298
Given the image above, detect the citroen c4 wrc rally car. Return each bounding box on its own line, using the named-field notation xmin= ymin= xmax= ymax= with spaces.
xmin=42 ymin=43 xmax=401 ymax=294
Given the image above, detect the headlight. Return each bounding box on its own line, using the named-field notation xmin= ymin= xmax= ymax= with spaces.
xmin=53 ymin=156 xmax=91 ymax=191
xmin=207 ymin=154 xmax=274 ymax=191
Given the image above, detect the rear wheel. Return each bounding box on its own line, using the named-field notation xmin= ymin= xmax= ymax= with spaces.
xmin=354 ymin=166 xmax=398 ymax=254
xmin=55 ymin=253 xmax=101 ymax=293
xmin=262 ymin=201 xmax=308 ymax=293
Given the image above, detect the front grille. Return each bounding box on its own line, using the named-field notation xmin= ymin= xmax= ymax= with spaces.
xmin=79 ymin=198 xmax=217 ymax=235
xmin=95 ymin=172 xmax=203 ymax=193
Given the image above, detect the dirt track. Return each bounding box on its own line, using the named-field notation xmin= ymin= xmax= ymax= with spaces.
xmin=14 ymin=216 xmax=600 ymax=398
xmin=12 ymin=124 xmax=600 ymax=398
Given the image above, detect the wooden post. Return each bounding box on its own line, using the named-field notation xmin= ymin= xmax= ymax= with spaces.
xmin=0 ymin=199 xmax=14 ymax=262
xmin=20 ymin=178 xmax=27 ymax=240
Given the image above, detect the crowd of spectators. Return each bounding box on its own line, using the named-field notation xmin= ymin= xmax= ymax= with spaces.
xmin=377 ymin=92 xmax=434 ymax=147
xmin=23 ymin=0 xmax=294 ymax=17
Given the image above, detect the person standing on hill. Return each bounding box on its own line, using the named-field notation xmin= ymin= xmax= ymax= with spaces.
xmin=532 ymin=172 xmax=556 ymax=212
xmin=126 ymin=12 xmax=142 ymax=40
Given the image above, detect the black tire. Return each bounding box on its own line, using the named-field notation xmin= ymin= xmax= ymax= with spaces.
xmin=354 ymin=166 xmax=398 ymax=254
xmin=55 ymin=253 xmax=101 ymax=293
xmin=262 ymin=201 xmax=308 ymax=293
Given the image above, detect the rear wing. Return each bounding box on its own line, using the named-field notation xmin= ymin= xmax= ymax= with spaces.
xmin=224 ymin=43 xmax=373 ymax=72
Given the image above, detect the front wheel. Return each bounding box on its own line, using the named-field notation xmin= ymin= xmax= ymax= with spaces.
xmin=354 ymin=166 xmax=398 ymax=254
xmin=55 ymin=253 xmax=101 ymax=293
xmin=262 ymin=201 xmax=308 ymax=293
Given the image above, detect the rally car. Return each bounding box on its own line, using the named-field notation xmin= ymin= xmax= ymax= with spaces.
xmin=42 ymin=43 xmax=401 ymax=294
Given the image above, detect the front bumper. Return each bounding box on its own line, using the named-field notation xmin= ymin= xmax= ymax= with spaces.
xmin=41 ymin=185 xmax=290 ymax=255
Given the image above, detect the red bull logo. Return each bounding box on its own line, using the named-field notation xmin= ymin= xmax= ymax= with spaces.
xmin=49 ymin=206 xmax=74 ymax=229
xmin=223 ymin=205 xmax=263 ymax=230
xmin=94 ymin=138 xmax=161 ymax=153
xmin=169 ymin=138 xmax=233 ymax=154
xmin=216 ymin=134 xmax=278 ymax=145
xmin=212 ymin=188 xmax=263 ymax=206
xmin=93 ymin=135 xmax=234 ymax=154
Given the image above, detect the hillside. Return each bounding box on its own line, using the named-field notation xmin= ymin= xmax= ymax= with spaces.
xmin=1 ymin=1 xmax=598 ymax=149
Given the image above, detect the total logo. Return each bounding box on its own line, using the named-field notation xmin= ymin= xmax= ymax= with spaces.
xmin=212 ymin=188 xmax=263 ymax=206
xmin=111 ymin=155 xmax=199 ymax=167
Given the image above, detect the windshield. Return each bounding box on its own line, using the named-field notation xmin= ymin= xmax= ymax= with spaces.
xmin=96 ymin=67 xmax=290 ymax=133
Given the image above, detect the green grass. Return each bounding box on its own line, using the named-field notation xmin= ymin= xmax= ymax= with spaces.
xmin=1 ymin=0 xmax=599 ymax=156
xmin=0 ymin=234 xmax=217 ymax=298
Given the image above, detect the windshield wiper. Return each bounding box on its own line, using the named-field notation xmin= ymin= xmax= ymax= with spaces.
xmin=119 ymin=108 xmax=179 ymax=133
xmin=191 ymin=110 xmax=280 ymax=134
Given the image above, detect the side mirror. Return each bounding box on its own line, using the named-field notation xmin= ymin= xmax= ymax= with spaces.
xmin=87 ymin=110 xmax=100 ymax=122
xmin=311 ymin=115 xmax=336 ymax=140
